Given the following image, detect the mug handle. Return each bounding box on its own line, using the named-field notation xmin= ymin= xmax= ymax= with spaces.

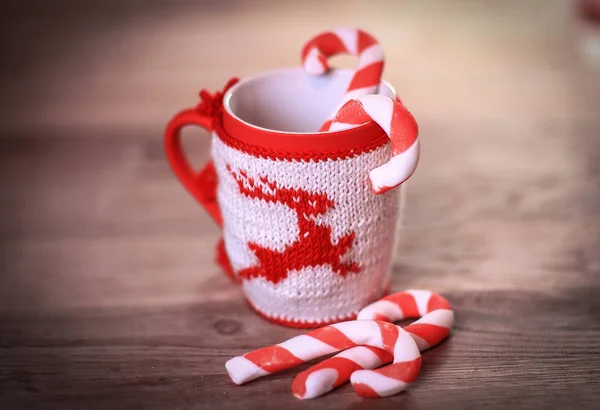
xmin=164 ymin=108 xmax=223 ymax=227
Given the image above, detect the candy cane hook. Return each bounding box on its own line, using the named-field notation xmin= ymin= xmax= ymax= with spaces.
xmin=301 ymin=28 xmax=385 ymax=131
xmin=330 ymin=95 xmax=420 ymax=194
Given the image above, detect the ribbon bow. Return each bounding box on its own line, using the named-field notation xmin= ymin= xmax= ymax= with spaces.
xmin=196 ymin=77 xmax=240 ymax=118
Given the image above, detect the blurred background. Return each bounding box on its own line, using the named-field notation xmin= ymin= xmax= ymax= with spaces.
xmin=0 ymin=0 xmax=599 ymax=135
xmin=0 ymin=0 xmax=599 ymax=316
xmin=1 ymin=1 xmax=600 ymax=408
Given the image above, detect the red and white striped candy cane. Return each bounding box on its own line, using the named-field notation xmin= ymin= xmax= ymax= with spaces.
xmin=301 ymin=28 xmax=384 ymax=131
xmin=330 ymin=95 xmax=420 ymax=194
xmin=225 ymin=320 xmax=421 ymax=397
xmin=291 ymin=290 xmax=453 ymax=399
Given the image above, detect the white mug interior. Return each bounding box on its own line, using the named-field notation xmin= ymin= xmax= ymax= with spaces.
xmin=224 ymin=68 xmax=395 ymax=133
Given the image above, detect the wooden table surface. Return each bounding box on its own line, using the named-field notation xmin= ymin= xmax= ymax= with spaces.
xmin=1 ymin=1 xmax=600 ymax=409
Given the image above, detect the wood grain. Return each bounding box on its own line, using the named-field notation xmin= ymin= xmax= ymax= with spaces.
xmin=1 ymin=0 xmax=600 ymax=409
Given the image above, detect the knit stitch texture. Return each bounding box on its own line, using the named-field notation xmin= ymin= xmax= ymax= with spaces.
xmin=212 ymin=132 xmax=401 ymax=325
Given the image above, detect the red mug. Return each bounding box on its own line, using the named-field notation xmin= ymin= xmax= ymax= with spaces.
xmin=165 ymin=68 xmax=407 ymax=327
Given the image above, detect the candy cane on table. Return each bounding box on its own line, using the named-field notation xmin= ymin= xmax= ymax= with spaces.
xmin=301 ymin=28 xmax=384 ymax=131
xmin=225 ymin=320 xmax=421 ymax=398
xmin=292 ymin=290 xmax=454 ymax=399
xmin=330 ymin=95 xmax=420 ymax=194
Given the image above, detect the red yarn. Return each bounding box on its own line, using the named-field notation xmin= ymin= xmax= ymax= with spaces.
xmin=213 ymin=116 xmax=388 ymax=162
xmin=191 ymin=78 xmax=240 ymax=281
xmin=196 ymin=77 xmax=240 ymax=127
xmin=216 ymin=238 xmax=238 ymax=283
xmin=227 ymin=165 xmax=361 ymax=285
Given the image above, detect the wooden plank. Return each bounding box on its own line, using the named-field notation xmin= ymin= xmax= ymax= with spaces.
xmin=1 ymin=292 xmax=599 ymax=409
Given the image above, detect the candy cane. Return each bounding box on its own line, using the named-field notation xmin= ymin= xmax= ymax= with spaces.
xmin=225 ymin=320 xmax=421 ymax=398
xmin=330 ymin=95 xmax=420 ymax=194
xmin=292 ymin=290 xmax=454 ymax=398
xmin=301 ymin=28 xmax=384 ymax=131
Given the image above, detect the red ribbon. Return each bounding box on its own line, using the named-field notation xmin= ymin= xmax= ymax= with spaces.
xmin=195 ymin=77 xmax=240 ymax=121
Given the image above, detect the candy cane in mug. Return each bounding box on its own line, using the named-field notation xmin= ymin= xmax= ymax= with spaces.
xmin=225 ymin=320 xmax=421 ymax=397
xmin=301 ymin=28 xmax=385 ymax=131
xmin=292 ymin=290 xmax=454 ymax=399
xmin=330 ymin=95 xmax=420 ymax=194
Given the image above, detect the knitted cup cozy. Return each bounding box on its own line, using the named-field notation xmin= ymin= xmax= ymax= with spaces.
xmin=171 ymin=78 xmax=402 ymax=327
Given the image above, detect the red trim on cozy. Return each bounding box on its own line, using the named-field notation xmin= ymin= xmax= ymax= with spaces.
xmin=220 ymin=92 xmax=389 ymax=157
xmin=215 ymin=114 xmax=388 ymax=161
xmin=216 ymin=238 xmax=239 ymax=283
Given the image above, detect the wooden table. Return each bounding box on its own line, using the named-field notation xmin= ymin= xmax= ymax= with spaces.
xmin=1 ymin=1 xmax=599 ymax=409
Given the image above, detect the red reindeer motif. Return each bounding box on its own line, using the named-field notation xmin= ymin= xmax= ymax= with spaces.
xmin=227 ymin=165 xmax=361 ymax=284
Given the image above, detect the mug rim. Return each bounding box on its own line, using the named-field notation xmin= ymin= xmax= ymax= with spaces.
xmin=219 ymin=67 xmax=396 ymax=156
